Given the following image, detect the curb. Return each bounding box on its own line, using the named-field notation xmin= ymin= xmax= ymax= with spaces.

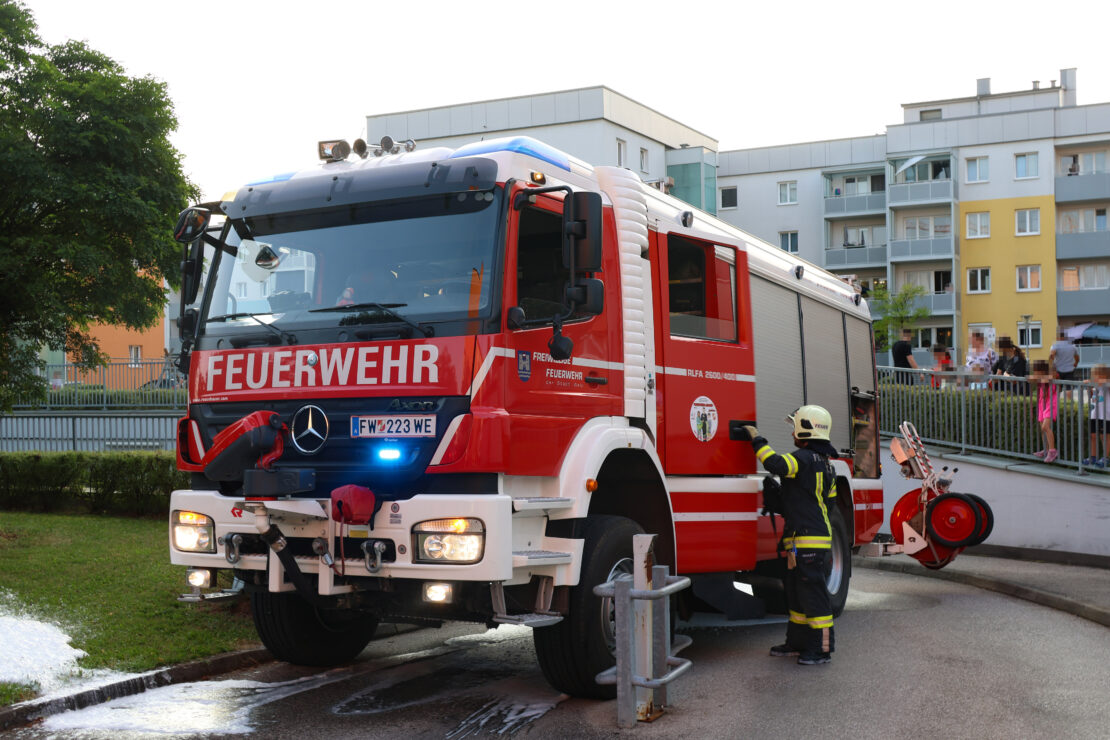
xmin=853 ymin=557 xmax=1110 ymax=629
xmin=0 ymin=647 xmax=273 ymax=732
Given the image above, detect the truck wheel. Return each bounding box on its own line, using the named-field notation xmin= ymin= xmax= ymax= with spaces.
xmin=250 ymin=590 xmax=378 ymax=666
xmin=827 ymin=506 xmax=851 ymax=617
xmin=533 ymin=515 xmax=643 ymax=699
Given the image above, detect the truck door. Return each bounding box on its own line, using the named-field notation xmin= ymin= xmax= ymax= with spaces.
xmin=498 ymin=187 xmax=621 ymax=476
xmin=653 ymin=232 xmax=755 ymax=475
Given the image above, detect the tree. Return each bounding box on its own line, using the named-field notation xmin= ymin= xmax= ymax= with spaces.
xmin=869 ymin=284 xmax=931 ymax=350
xmin=0 ymin=1 xmax=195 ymax=411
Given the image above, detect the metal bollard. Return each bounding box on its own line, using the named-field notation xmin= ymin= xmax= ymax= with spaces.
xmin=594 ymin=533 xmax=692 ymax=728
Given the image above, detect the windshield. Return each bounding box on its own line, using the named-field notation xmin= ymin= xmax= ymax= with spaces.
xmin=200 ymin=188 xmax=503 ymax=343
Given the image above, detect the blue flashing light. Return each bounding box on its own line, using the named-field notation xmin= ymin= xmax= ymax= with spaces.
xmin=448 ymin=136 xmax=571 ymax=172
xmin=377 ymin=448 xmax=402 ymax=462
xmin=245 ymin=171 xmax=296 ymax=186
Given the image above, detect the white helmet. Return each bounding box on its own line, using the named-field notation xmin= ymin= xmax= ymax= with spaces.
xmin=786 ymin=405 xmax=832 ymax=441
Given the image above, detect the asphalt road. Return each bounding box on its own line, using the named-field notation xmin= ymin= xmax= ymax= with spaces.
xmin=16 ymin=569 xmax=1110 ymax=739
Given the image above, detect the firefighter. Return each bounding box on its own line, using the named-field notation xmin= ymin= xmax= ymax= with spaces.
xmin=741 ymin=405 xmax=838 ymax=665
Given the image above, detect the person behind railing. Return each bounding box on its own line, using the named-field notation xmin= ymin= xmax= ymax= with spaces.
xmin=992 ymin=336 xmax=1028 ymax=395
xmin=1049 ymin=328 xmax=1079 ymax=382
xmin=964 ymin=330 xmax=997 ymax=375
xmin=891 ymin=327 xmax=918 ymax=385
xmin=967 ymin=361 xmax=990 ymax=390
xmin=1031 ymin=360 xmax=1059 ymax=463
xmin=929 ymin=344 xmax=952 ymax=389
xmin=1082 ymin=364 xmax=1110 ymax=469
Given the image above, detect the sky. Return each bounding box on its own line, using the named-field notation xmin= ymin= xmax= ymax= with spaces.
xmin=22 ymin=0 xmax=1110 ymax=202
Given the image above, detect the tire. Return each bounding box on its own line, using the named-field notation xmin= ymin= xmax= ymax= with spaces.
xmin=925 ymin=493 xmax=983 ymax=549
xmin=533 ymin=515 xmax=643 ymax=699
xmin=250 ymin=590 xmax=378 ymax=666
xmin=965 ymin=493 xmax=994 ymax=546
xmin=827 ymin=505 xmax=852 ymax=617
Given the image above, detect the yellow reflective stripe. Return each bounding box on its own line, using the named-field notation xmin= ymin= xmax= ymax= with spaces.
xmin=815 ymin=471 xmax=831 ymax=534
xmin=756 ymin=445 xmax=774 ymax=463
xmin=789 ymin=611 xmax=807 ymax=625
xmin=782 ymin=453 xmax=799 ymax=478
xmin=808 ymin=615 xmax=834 ymax=629
xmin=783 ymin=536 xmax=832 ymax=549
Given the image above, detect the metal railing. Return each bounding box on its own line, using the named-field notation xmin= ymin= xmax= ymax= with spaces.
xmin=16 ymin=360 xmax=186 ymax=410
xmin=879 ymin=367 xmax=1109 ymax=475
xmin=0 ymin=411 xmax=179 ymax=452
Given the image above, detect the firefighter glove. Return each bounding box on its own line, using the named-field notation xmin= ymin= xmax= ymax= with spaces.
xmin=761 ymin=475 xmax=783 ymax=516
xmin=741 ymin=425 xmax=759 ymax=441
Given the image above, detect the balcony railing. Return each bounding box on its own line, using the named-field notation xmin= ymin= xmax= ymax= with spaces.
xmin=824 ymin=244 xmax=888 ymax=267
xmin=823 ymin=192 xmax=886 ymax=216
xmin=908 ymin=291 xmax=955 ymax=314
xmin=1056 ymin=172 xmax=1110 ymax=203
xmin=888 ymin=179 xmax=952 ymax=205
xmin=889 ymin=235 xmax=954 ymax=260
xmin=1058 ymin=286 xmax=1110 ymax=317
xmin=1056 ymin=229 xmax=1110 ymax=260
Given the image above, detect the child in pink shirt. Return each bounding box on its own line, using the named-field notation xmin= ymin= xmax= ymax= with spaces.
xmin=1031 ymin=360 xmax=1059 ymax=463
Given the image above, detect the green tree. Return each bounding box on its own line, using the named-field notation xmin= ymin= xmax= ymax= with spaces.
xmin=869 ymin=284 xmax=931 ymax=350
xmin=0 ymin=1 xmax=194 ymax=411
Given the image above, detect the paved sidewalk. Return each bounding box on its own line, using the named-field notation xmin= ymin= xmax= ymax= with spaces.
xmin=854 ymin=552 xmax=1110 ymax=628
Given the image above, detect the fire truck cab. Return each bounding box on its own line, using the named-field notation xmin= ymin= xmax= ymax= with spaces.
xmin=169 ymin=135 xmax=882 ymax=698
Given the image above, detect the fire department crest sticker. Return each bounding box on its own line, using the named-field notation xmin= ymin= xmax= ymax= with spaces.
xmin=689 ymin=396 xmax=718 ymax=442
xmin=517 ymin=351 xmax=531 ymax=382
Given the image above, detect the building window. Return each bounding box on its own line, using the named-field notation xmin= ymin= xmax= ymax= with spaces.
xmin=1059 ymin=264 xmax=1110 ymax=291
xmin=1058 ymin=207 xmax=1107 ymax=234
xmin=779 ymin=231 xmax=799 ymax=253
xmin=235 ymin=281 xmax=247 ymax=298
xmin=919 ymin=108 xmax=942 ymax=121
xmin=778 ymin=181 xmax=797 ymax=205
xmin=720 ymin=187 xmax=737 ymax=210
xmin=1016 ymin=265 xmax=1042 ymax=292
xmin=1016 ymin=208 xmax=1040 ymax=236
xmin=639 ymin=148 xmax=649 ymax=173
xmin=616 ymin=139 xmax=626 ymax=168
xmin=1019 ymin=321 xmax=1042 ymax=349
xmin=966 ymin=212 xmax=990 ymax=239
xmin=966 ymin=156 xmax=989 ymax=183
xmin=1015 ymin=153 xmax=1038 ymax=179
xmin=842 ymin=226 xmax=870 ymax=247
xmin=903 ymin=215 xmax=951 ymax=240
xmin=967 ymin=267 xmax=991 ymax=294
xmin=128 ymin=345 xmax=142 ymax=366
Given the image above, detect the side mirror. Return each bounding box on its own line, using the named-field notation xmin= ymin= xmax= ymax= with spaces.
xmin=173 ymin=207 xmax=211 ymax=244
xmin=507 ymin=306 xmax=526 ymax=330
xmin=566 ymin=278 xmax=604 ymax=315
xmin=563 ymin=192 xmax=602 ymax=273
xmin=179 ymin=307 xmax=198 ymax=340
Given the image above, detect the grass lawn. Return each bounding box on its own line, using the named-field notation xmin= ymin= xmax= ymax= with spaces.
xmin=0 ymin=511 xmax=259 ymax=705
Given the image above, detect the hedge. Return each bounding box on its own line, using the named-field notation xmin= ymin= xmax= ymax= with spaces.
xmin=0 ymin=452 xmax=188 ymax=515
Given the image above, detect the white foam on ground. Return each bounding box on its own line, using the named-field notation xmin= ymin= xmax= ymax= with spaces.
xmin=446 ymin=678 xmax=566 ymax=738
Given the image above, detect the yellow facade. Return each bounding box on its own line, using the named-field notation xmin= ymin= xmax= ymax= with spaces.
xmin=959 ymin=194 xmax=1057 ymax=362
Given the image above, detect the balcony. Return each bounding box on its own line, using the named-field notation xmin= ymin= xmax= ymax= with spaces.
xmin=888 ymin=179 xmax=952 ymax=205
xmin=824 ymin=192 xmax=886 ymax=217
xmin=1057 ymin=230 xmax=1110 ymax=260
xmin=910 ymin=291 xmax=955 ymax=315
xmin=1056 ymin=172 xmax=1110 ymax=204
xmin=1058 ymin=286 xmax=1110 ymax=317
xmin=1079 ymin=343 xmax=1110 ymax=367
xmin=824 ymin=245 xmax=887 ymax=268
xmin=888 ymin=236 xmax=954 ymax=261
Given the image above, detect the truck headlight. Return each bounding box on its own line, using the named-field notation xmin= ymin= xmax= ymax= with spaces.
xmin=412 ymin=518 xmax=484 ymax=563
xmin=173 ymin=510 xmax=215 ymax=553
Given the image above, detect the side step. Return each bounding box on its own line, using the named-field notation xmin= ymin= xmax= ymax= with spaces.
xmin=512 ymin=550 xmax=573 ymax=568
xmin=511 ymin=496 xmax=574 ymax=512
xmin=490 ymin=579 xmax=563 ymax=628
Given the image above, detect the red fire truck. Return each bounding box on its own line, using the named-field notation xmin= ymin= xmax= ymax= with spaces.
xmin=169 ymin=135 xmax=883 ymax=698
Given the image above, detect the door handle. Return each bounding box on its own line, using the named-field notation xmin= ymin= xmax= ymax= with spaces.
xmin=585 ymin=375 xmax=608 ymax=386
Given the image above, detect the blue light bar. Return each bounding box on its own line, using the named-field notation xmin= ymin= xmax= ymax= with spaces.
xmin=377 ymin=448 xmax=402 ymax=462
xmin=449 ymin=136 xmax=571 ymax=172
xmin=245 ymin=171 xmax=296 ymax=186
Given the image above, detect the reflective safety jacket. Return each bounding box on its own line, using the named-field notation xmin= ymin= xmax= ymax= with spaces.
xmin=752 ymin=436 xmax=835 ymax=549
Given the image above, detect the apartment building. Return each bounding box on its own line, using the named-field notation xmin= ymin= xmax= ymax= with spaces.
xmin=718 ymin=68 xmax=1110 ymax=367
xmin=364 ymin=76 xmax=1110 ymax=366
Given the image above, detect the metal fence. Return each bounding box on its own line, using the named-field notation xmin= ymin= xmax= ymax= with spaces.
xmin=0 ymin=412 xmax=179 ymax=452
xmin=15 ymin=359 xmax=186 ymax=410
xmin=878 ymin=367 xmax=1109 ymax=476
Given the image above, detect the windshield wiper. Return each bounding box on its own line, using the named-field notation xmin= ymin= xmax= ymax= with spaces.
xmin=310 ymin=302 xmax=433 ymax=337
xmin=207 ymin=312 xmax=296 ymax=344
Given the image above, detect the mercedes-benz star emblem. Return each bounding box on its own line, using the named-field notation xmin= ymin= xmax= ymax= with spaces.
xmin=290 ymin=405 xmax=329 ymax=455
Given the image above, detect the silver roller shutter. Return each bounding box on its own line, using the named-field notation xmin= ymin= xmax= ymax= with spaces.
xmin=750 ymin=276 xmax=804 ymax=453
xmin=800 ymin=296 xmax=850 ymax=451
xmin=846 ymin=316 xmax=875 ymax=394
